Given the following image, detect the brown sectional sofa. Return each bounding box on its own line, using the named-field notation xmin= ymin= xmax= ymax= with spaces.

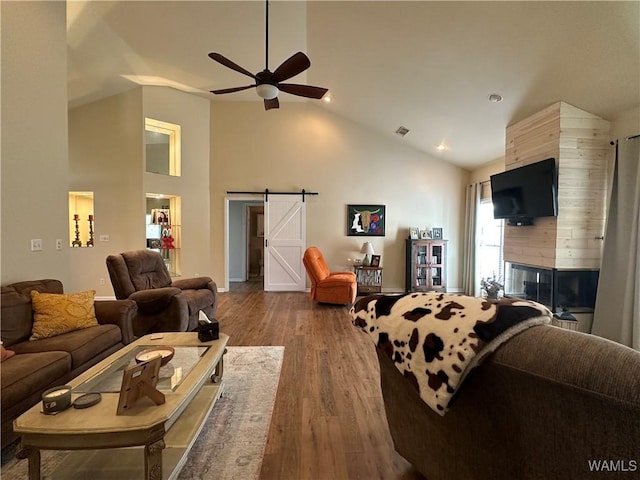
xmin=377 ymin=325 xmax=640 ymax=479
xmin=1 ymin=279 xmax=136 ymax=448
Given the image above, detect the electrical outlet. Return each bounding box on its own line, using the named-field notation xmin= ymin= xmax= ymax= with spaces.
xmin=99 ymin=234 xmax=110 ymax=242
xmin=55 ymin=239 xmax=63 ymax=250
xmin=99 ymin=278 xmax=105 ymax=286
xmin=31 ymin=239 xmax=42 ymax=251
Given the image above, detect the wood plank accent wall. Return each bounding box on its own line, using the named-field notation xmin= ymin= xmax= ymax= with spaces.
xmin=504 ymin=101 xmax=610 ymax=269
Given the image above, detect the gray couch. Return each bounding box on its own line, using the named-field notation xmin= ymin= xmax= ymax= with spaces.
xmin=1 ymin=279 xmax=136 ymax=448
xmin=377 ymin=325 xmax=640 ymax=479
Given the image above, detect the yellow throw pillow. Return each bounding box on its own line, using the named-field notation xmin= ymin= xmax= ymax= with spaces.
xmin=30 ymin=290 xmax=99 ymax=340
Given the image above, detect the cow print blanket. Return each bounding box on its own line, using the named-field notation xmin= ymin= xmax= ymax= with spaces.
xmin=350 ymin=292 xmax=551 ymax=415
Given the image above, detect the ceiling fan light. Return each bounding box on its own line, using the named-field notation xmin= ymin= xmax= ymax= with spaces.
xmin=256 ymin=84 xmax=279 ymax=100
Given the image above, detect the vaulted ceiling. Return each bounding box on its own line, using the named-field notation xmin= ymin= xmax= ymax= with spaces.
xmin=67 ymin=1 xmax=640 ymax=169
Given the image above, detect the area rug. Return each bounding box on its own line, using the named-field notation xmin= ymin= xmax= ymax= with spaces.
xmin=0 ymin=346 xmax=284 ymax=480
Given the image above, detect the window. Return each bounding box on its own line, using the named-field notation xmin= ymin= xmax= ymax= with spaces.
xmin=477 ymin=200 xmax=504 ymax=286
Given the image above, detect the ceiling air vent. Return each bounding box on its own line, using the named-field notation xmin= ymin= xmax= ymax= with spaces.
xmin=395 ymin=126 xmax=410 ymax=137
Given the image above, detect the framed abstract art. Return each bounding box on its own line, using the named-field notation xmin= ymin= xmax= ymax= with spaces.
xmin=347 ymin=205 xmax=385 ymax=236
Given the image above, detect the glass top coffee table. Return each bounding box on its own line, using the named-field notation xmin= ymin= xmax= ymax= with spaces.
xmin=13 ymin=332 xmax=228 ymax=480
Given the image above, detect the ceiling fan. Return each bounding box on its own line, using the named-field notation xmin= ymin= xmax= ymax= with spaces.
xmin=208 ymin=0 xmax=328 ymax=111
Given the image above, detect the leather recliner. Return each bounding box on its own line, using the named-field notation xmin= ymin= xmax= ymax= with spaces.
xmin=106 ymin=250 xmax=217 ymax=338
xmin=303 ymin=246 xmax=357 ymax=305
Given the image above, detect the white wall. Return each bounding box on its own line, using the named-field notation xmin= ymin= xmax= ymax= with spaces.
xmin=75 ymin=87 xmax=459 ymax=296
xmin=469 ymin=102 xmax=640 ymax=187
xmin=68 ymin=88 xmax=144 ymax=294
xmin=143 ymin=86 xmax=212 ymax=280
xmin=470 ymin=158 xmax=504 ymax=185
xmin=2 ymin=3 xmax=632 ymax=294
xmin=609 ymin=105 xmax=640 ymax=140
xmin=1 ymin=1 xmax=70 ymax=286
xmin=68 ymin=86 xmax=213 ymax=296
xmin=211 ymin=102 xmax=469 ymax=292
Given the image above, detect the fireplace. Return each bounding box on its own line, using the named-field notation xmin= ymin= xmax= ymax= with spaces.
xmin=504 ymin=263 xmax=599 ymax=314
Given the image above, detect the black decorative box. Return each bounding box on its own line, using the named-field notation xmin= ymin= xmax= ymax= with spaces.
xmin=198 ymin=319 xmax=219 ymax=342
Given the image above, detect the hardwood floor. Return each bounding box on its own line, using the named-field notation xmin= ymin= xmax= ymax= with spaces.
xmin=218 ymin=283 xmax=425 ymax=480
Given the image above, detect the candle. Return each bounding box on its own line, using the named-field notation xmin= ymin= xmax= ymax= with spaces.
xmin=73 ymin=214 xmax=79 ymax=220
xmin=42 ymin=385 xmax=72 ymax=414
xmin=88 ymin=214 xmax=94 ymax=221
xmin=47 ymin=388 xmax=69 ymax=397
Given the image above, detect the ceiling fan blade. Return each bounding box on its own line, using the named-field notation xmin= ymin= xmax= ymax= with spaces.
xmin=279 ymin=83 xmax=328 ymax=100
xmin=264 ymin=97 xmax=279 ymax=111
xmin=210 ymin=85 xmax=256 ymax=95
xmin=272 ymin=52 xmax=311 ymax=83
xmin=208 ymin=52 xmax=256 ymax=79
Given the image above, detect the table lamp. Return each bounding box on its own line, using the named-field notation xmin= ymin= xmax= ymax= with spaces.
xmin=361 ymin=242 xmax=375 ymax=266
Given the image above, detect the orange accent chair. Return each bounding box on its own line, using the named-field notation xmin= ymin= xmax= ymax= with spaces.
xmin=303 ymin=247 xmax=357 ymax=305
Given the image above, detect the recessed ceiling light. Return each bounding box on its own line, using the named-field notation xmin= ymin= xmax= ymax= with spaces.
xmin=395 ymin=126 xmax=410 ymax=137
xmin=323 ymin=93 xmax=332 ymax=103
xmin=488 ymin=93 xmax=503 ymax=103
xmin=436 ymin=143 xmax=448 ymax=151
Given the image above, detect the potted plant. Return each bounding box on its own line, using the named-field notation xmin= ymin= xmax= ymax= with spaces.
xmin=480 ymin=276 xmax=503 ymax=300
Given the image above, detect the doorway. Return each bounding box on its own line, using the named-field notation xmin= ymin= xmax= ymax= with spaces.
xmin=225 ymin=195 xmax=307 ymax=292
xmin=227 ymin=197 xmax=264 ymax=291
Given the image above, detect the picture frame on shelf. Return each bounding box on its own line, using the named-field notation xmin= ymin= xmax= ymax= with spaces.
xmin=419 ymin=229 xmax=431 ymax=239
xmin=146 ymin=238 xmax=162 ymax=249
xmin=151 ymin=208 xmax=170 ymax=225
xmin=370 ymin=255 xmax=381 ymax=267
xmin=432 ymin=227 xmax=443 ymax=240
xmin=347 ymin=204 xmax=385 ymax=236
xmin=409 ymin=227 xmax=419 ymax=240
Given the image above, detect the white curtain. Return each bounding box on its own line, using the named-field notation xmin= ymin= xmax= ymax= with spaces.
xmin=462 ymin=183 xmax=481 ymax=296
xmin=592 ymin=136 xmax=640 ymax=349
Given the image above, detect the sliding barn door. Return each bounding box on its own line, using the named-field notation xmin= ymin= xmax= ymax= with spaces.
xmin=264 ymin=196 xmax=306 ymax=291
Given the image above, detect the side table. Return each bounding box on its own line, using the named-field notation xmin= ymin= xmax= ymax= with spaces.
xmin=354 ymin=266 xmax=383 ymax=295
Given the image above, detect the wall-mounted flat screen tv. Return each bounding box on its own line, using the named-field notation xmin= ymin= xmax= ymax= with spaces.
xmin=490 ymin=158 xmax=558 ymax=226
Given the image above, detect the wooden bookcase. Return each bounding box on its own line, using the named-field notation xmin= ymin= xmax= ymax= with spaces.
xmin=405 ymin=239 xmax=447 ymax=292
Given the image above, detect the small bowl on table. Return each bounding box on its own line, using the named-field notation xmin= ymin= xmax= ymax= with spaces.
xmin=134 ymin=346 xmax=175 ymax=367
